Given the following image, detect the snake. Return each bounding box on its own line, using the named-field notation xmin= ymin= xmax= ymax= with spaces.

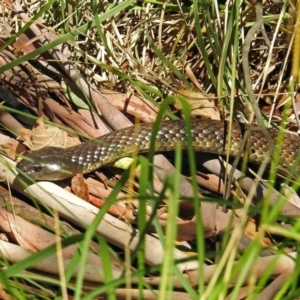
xmin=16 ymin=118 xmax=300 ymax=181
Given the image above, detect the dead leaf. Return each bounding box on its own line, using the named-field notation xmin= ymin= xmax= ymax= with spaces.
xmin=0 ymin=136 xmax=25 ymax=159
xmin=71 ymin=173 xmax=89 ymax=201
xmin=174 ymin=88 xmax=220 ymax=120
xmin=0 ymin=21 xmax=11 ymax=38
xmin=18 ymin=118 xmax=80 ymax=150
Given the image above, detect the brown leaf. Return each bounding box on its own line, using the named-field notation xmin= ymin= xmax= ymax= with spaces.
xmin=71 ymin=173 xmax=89 ymax=201
xmin=0 ymin=21 xmax=11 ymax=38
xmin=0 ymin=136 xmax=25 ymax=160
xmin=18 ymin=118 xmax=80 ymax=150
xmin=174 ymin=88 xmax=220 ymax=119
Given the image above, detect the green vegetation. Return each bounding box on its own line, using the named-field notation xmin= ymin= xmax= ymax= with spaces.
xmin=0 ymin=0 xmax=300 ymax=299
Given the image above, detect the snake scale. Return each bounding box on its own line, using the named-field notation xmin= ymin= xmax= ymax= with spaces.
xmin=16 ymin=119 xmax=300 ymax=181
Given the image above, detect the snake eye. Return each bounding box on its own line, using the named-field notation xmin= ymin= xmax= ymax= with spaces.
xmin=33 ymin=165 xmax=42 ymax=173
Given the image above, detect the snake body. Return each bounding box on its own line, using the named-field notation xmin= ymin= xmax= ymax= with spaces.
xmin=16 ymin=119 xmax=300 ymax=181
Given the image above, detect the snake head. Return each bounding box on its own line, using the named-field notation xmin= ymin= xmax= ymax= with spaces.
xmin=16 ymin=147 xmax=74 ymax=181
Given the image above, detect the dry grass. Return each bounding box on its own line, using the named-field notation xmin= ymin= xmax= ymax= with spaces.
xmin=1 ymin=0 xmax=300 ymax=299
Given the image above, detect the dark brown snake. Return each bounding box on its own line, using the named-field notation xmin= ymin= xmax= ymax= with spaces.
xmin=16 ymin=119 xmax=300 ymax=181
